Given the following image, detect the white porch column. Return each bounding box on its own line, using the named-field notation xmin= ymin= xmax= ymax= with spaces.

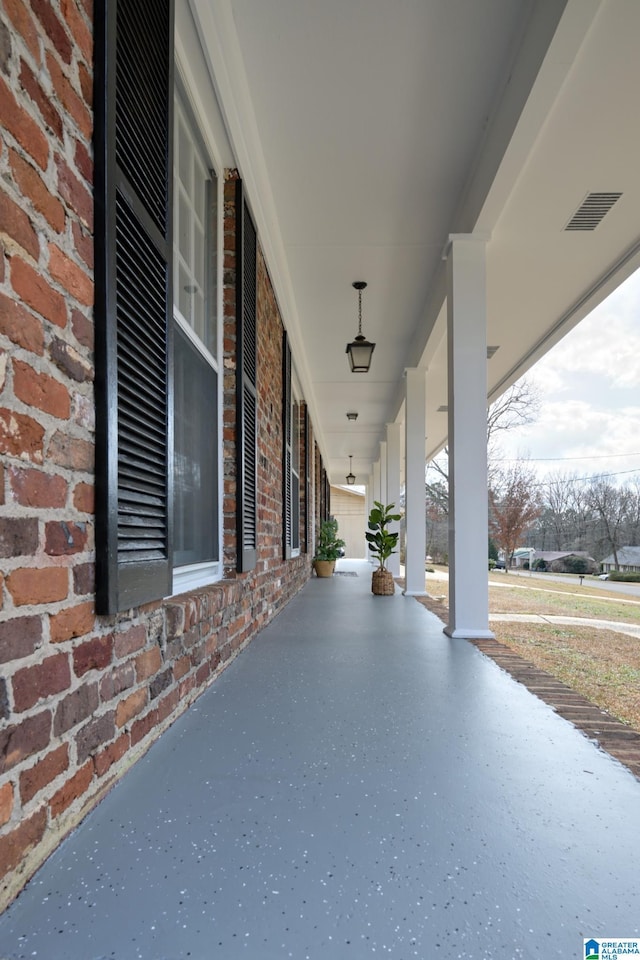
xmin=379 ymin=441 xmax=387 ymax=506
xmin=372 ymin=460 xmax=381 ymax=507
xmin=404 ymin=368 xmax=427 ymax=596
xmin=444 ymin=234 xmax=494 ymax=639
xmin=370 ymin=464 xmax=381 ymax=565
xmin=385 ymin=423 xmax=401 ymax=577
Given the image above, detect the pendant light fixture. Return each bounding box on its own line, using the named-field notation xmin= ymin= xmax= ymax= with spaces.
xmin=345 ymin=281 xmax=375 ymax=373
xmin=346 ymin=455 xmax=356 ymax=485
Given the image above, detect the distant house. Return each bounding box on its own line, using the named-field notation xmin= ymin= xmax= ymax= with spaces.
xmin=329 ymin=485 xmax=367 ymax=559
xmin=600 ymin=546 xmax=640 ymax=573
xmin=511 ymin=550 xmax=597 ymax=573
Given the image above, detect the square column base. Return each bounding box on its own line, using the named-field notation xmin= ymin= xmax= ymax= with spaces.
xmin=444 ymin=626 xmax=495 ymax=640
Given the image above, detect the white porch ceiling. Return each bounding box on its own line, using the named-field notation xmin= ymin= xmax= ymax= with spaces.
xmin=192 ymin=0 xmax=640 ymax=484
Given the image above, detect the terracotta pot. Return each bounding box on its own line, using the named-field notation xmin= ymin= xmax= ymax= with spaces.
xmin=371 ymin=568 xmax=395 ymax=595
xmin=313 ymin=559 xmax=335 ymax=578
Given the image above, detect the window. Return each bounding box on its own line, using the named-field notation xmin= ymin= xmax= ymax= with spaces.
xmin=172 ymin=86 xmax=220 ymax=591
xmin=283 ymin=333 xmax=301 ymax=558
xmin=94 ymin=0 xmax=224 ymax=611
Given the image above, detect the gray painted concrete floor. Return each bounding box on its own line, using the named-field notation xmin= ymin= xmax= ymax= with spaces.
xmin=1 ymin=560 xmax=639 ymax=960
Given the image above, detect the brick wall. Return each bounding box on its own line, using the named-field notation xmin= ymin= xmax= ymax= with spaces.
xmin=0 ymin=3 xmax=311 ymax=910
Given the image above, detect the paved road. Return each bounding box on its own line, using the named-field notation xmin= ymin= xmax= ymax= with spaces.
xmin=493 ymin=568 xmax=640 ymax=599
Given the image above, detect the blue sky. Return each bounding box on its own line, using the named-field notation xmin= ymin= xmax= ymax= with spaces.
xmin=498 ymin=268 xmax=640 ymax=483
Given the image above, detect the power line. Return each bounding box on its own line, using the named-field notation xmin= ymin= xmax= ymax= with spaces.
xmin=495 ymin=452 xmax=640 ymax=462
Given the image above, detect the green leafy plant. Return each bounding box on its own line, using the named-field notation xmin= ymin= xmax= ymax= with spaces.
xmin=366 ymin=501 xmax=401 ymax=571
xmin=313 ymin=518 xmax=345 ymax=562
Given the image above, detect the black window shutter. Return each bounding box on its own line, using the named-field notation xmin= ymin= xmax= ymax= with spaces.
xmin=235 ymin=181 xmax=258 ymax=572
xmin=282 ymin=332 xmax=292 ymax=560
xmin=94 ymin=0 xmax=174 ymax=613
xmin=303 ymin=406 xmax=310 ymax=553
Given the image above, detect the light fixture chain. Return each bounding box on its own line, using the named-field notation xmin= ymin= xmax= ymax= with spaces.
xmin=358 ymin=289 xmax=362 ymax=336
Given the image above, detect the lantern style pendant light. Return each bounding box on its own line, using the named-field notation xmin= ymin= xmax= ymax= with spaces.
xmin=346 ymin=455 xmax=356 ymax=485
xmin=346 ymin=281 xmax=375 ymax=373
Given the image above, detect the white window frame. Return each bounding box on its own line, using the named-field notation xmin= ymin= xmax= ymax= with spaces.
xmin=171 ymin=61 xmax=224 ymax=596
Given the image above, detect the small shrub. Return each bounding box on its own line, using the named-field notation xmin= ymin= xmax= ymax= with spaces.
xmin=609 ymin=570 xmax=640 ymax=582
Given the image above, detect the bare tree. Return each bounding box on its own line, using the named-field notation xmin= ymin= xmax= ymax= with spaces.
xmin=489 ymin=462 xmax=542 ymax=570
xmin=486 ymin=378 xmax=541 ymax=450
xmin=585 ymin=477 xmax=632 ymax=568
xmin=426 ymin=378 xmax=541 ymax=513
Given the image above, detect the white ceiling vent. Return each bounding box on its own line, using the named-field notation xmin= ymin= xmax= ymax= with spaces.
xmin=565 ymin=192 xmax=622 ymax=231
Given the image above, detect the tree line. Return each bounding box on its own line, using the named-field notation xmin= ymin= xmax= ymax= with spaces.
xmin=423 ymin=379 xmax=640 ymax=566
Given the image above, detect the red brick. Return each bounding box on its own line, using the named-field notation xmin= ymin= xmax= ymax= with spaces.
xmin=115 ymin=688 xmax=147 ymax=729
xmin=76 ymin=711 xmax=115 ymax=763
xmin=45 ymin=520 xmax=88 ymax=556
xmin=174 ymin=654 xmax=191 ymax=681
xmin=49 ymin=760 xmax=93 ymax=818
xmin=8 ymin=466 xmax=68 ymax=508
xmin=48 ymin=243 xmax=93 ymax=306
xmin=49 ymin=335 xmax=93 ymax=382
xmin=12 ymin=652 xmax=71 ymax=712
xmin=72 ymin=482 xmax=94 ymax=513
xmin=70 ymin=308 xmax=93 ymax=349
xmin=50 ymin=601 xmax=95 ymax=643
xmin=54 ymin=151 xmax=93 ymax=228
xmin=13 ymin=359 xmax=71 ymax=419
xmin=18 ymin=59 xmax=64 ymax=141
xmin=3 ymin=0 xmax=41 ymax=63
xmin=157 ymin=687 xmax=180 ymax=725
xmin=99 ymin=660 xmax=133 ymax=701
xmin=0 ymin=76 xmax=49 ymax=170
xmin=130 ymin=707 xmax=159 ymax=747
xmin=73 ymin=561 xmax=94 ymax=596
xmin=0 ymin=710 xmax=52 ymax=774
xmin=77 ymin=58 xmax=91 ymax=105
xmin=0 ymin=517 xmax=38 ymax=558
xmin=60 ymin=0 xmax=92 ymax=63
xmin=31 ymin=0 xmax=73 ymax=63
xmin=114 ymin=625 xmax=146 ymax=659
xmin=10 ymin=148 xmax=65 ymax=232
xmin=19 ymin=744 xmax=69 ymax=804
xmin=0 ymin=188 xmax=40 ymax=259
xmin=94 ymin=732 xmax=129 ymax=779
xmin=6 ymin=567 xmax=68 ymax=606
xmin=53 ymin=682 xmax=99 ymax=735
xmin=0 ymin=293 xmax=45 ymax=355
xmin=72 ymin=633 xmax=112 ymax=677
xmin=0 ymin=808 xmax=47 ymax=877
xmin=47 ymin=431 xmax=93 ymax=471
xmin=71 ymin=218 xmax=93 ymax=268
xmin=0 ymin=615 xmax=42 ymax=664
xmin=10 ymin=256 xmax=67 ymax=328
xmin=0 ymin=782 xmax=13 ymax=826
xmin=47 ymin=53 xmax=92 ymax=141
xmin=0 ymin=408 xmax=44 ymax=463
xmin=73 ymin=137 xmax=92 ymax=184
xmin=135 ymin=647 xmax=162 ymax=682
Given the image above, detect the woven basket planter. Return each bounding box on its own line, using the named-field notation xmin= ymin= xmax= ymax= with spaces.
xmin=371 ymin=568 xmax=395 ymax=596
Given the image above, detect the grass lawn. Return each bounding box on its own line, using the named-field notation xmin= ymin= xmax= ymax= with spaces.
xmin=424 ymin=572 xmax=640 ymax=733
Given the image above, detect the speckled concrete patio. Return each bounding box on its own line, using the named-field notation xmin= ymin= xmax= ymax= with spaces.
xmin=0 ymin=560 xmax=638 ymax=960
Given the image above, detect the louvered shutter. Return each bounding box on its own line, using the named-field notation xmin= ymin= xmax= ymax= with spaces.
xmin=282 ymin=333 xmax=292 ymax=559
xmin=94 ymin=0 xmax=174 ymax=613
xmin=236 ymin=181 xmax=258 ymax=572
xmin=304 ymin=406 xmax=311 ymax=553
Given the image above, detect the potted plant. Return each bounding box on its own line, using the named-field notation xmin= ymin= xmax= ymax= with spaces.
xmin=313 ymin=518 xmax=345 ymax=577
xmin=366 ymin=500 xmax=401 ymax=595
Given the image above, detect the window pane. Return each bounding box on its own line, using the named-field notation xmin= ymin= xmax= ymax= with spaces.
xmin=172 ymin=91 xmax=217 ymax=354
xmin=174 ymin=324 xmax=218 ymax=566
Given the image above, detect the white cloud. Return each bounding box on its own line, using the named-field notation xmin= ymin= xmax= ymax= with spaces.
xmin=499 ymin=269 xmax=640 ymax=482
